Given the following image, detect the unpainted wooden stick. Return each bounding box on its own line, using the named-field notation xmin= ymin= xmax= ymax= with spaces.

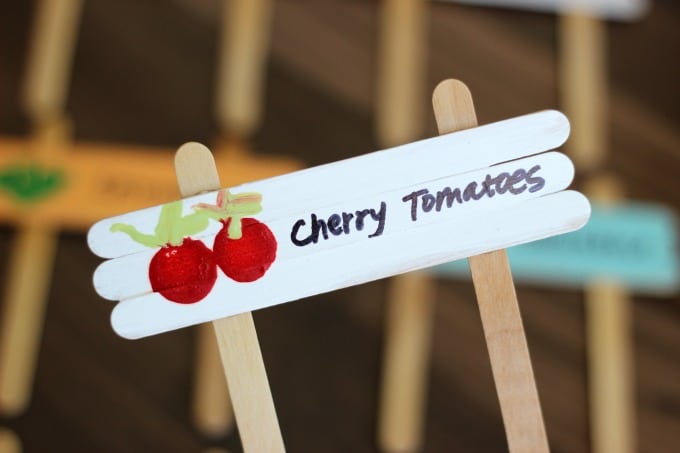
xmin=434 ymin=79 xmax=549 ymax=453
xmin=378 ymin=272 xmax=435 ymax=452
xmin=192 ymin=323 xmax=234 ymax=438
xmin=375 ymin=0 xmax=427 ymax=147
xmin=558 ymin=12 xmax=606 ymax=172
xmin=22 ymin=0 xmax=83 ymax=124
xmin=175 ymin=143 xmax=285 ymax=453
xmin=559 ymin=14 xmax=634 ymax=453
xmin=0 ymin=428 xmax=21 ymax=453
xmin=375 ymin=1 xmax=430 ymax=452
xmin=215 ymin=0 xmax=273 ymax=138
xmin=0 ymin=120 xmax=70 ymax=415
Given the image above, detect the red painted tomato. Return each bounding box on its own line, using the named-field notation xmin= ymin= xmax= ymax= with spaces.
xmin=149 ymin=238 xmax=217 ymax=304
xmin=213 ymin=217 xmax=277 ymax=282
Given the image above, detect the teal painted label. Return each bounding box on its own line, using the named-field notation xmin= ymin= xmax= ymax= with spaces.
xmin=433 ymin=202 xmax=679 ymax=294
xmin=0 ymin=164 xmax=65 ymax=203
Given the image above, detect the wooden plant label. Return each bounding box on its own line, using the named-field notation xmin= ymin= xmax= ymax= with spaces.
xmin=447 ymin=0 xmax=648 ymax=20
xmin=0 ymin=139 xmax=298 ymax=229
xmin=434 ymin=202 xmax=679 ymax=294
xmin=87 ymin=111 xmax=591 ymax=339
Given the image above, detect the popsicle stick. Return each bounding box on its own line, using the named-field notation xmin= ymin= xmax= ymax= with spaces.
xmin=435 ymin=79 xmax=549 ymax=452
xmin=0 ymin=428 xmax=21 ymax=453
xmin=175 ymin=143 xmax=284 ymax=453
xmin=0 ymin=120 xmax=70 ymax=415
xmin=374 ymin=3 xmax=433 ymax=450
xmin=559 ymin=13 xmax=634 ymax=453
xmin=192 ymin=322 xmax=234 ymax=438
xmin=558 ymin=12 xmax=606 ymax=172
xmin=375 ymin=0 xmax=427 ymax=147
xmin=378 ymin=271 xmax=435 ymax=452
xmin=22 ymin=0 xmax=83 ymax=123
xmin=586 ymin=275 xmax=634 ymax=453
xmin=215 ymin=0 xmax=273 ymax=137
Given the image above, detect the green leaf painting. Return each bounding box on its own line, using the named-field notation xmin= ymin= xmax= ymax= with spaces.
xmin=0 ymin=164 xmax=65 ymax=203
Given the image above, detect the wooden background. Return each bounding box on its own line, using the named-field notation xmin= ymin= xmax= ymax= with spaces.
xmin=0 ymin=0 xmax=678 ymax=451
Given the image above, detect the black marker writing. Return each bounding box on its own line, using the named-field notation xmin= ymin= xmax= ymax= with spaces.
xmin=403 ymin=165 xmax=545 ymax=221
xmin=291 ymin=201 xmax=387 ymax=247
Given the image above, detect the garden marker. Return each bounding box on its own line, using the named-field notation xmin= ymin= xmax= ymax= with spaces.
xmin=0 ymin=0 xmax=299 ymax=425
xmin=390 ymin=2 xmax=654 ymax=452
xmin=434 ymin=202 xmax=679 ymax=293
xmin=89 ymin=101 xmax=590 ymax=339
xmin=0 ymin=0 xmax=82 ymax=416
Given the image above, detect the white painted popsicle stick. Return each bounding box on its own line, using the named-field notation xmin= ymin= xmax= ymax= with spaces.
xmin=88 ymin=110 xmax=569 ymax=259
xmin=448 ymin=0 xmax=648 ymax=21
xmin=93 ymin=151 xmax=575 ymax=302
xmin=103 ymin=189 xmax=589 ymax=339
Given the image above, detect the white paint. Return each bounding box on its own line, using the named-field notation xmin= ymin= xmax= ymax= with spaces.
xmin=445 ymin=0 xmax=648 ymax=20
xmin=110 ymin=191 xmax=590 ymax=339
xmin=87 ymin=109 xmax=590 ymax=340
xmin=93 ymin=151 xmax=574 ymax=302
xmin=87 ymin=110 xmax=569 ymax=259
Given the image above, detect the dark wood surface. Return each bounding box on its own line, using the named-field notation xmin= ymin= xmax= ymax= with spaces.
xmin=1 ymin=0 xmax=678 ymax=452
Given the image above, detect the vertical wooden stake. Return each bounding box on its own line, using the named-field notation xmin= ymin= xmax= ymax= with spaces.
xmin=22 ymin=0 xmax=83 ymax=123
xmin=175 ymin=143 xmax=285 ymax=453
xmin=375 ymin=1 xmax=430 ymax=451
xmin=193 ymin=0 xmax=273 ymax=437
xmin=215 ymin=0 xmax=273 ymax=138
xmin=192 ymin=322 xmax=233 ymax=437
xmin=559 ymin=13 xmax=635 ymax=453
xmin=434 ymin=80 xmax=550 ymax=453
xmin=0 ymin=0 xmax=82 ymax=415
xmin=0 ymin=428 xmax=21 ymax=453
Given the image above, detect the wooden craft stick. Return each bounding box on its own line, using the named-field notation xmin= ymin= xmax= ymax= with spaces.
xmin=0 ymin=120 xmax=70 ymax=415
xmin=559 ymin=14 xmax=634 ymax=453
xmin=558 ymin=12 xmax=606 ymax=172
xmin=434 ymin=79 xmax=549 ymax=453
xmin=378 ymin=271 xmax=435 ymax=452
xmin=375 ymin=2 xmax=432 ymax=451
xmin=192 ymin=322 xmax=234 ymax=437
xmin=215 ymin=0 xmax=273 ymax=137
xmin=375 ymin=0 xmax=427 ymax=147
xmin=0 ymin=428 xmax=21 ymax=453
xmin=22 ymin=0 xmax=83 ymax=123
xmin=175 ymin=143 xmax=285 ymax=453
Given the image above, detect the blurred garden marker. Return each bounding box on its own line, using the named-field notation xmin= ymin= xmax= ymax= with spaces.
xmin=451 ymin=0 xmax=648 ymax=20
xmin=434 ymin=203 xmax=678 ymax=293
xmin=87 ymin=108 xmax=590 ymax=337
xmin=398 ymin=2 xmax=652 ymax=453
xmin=0 ymin=0 xmax=299 ymax=419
